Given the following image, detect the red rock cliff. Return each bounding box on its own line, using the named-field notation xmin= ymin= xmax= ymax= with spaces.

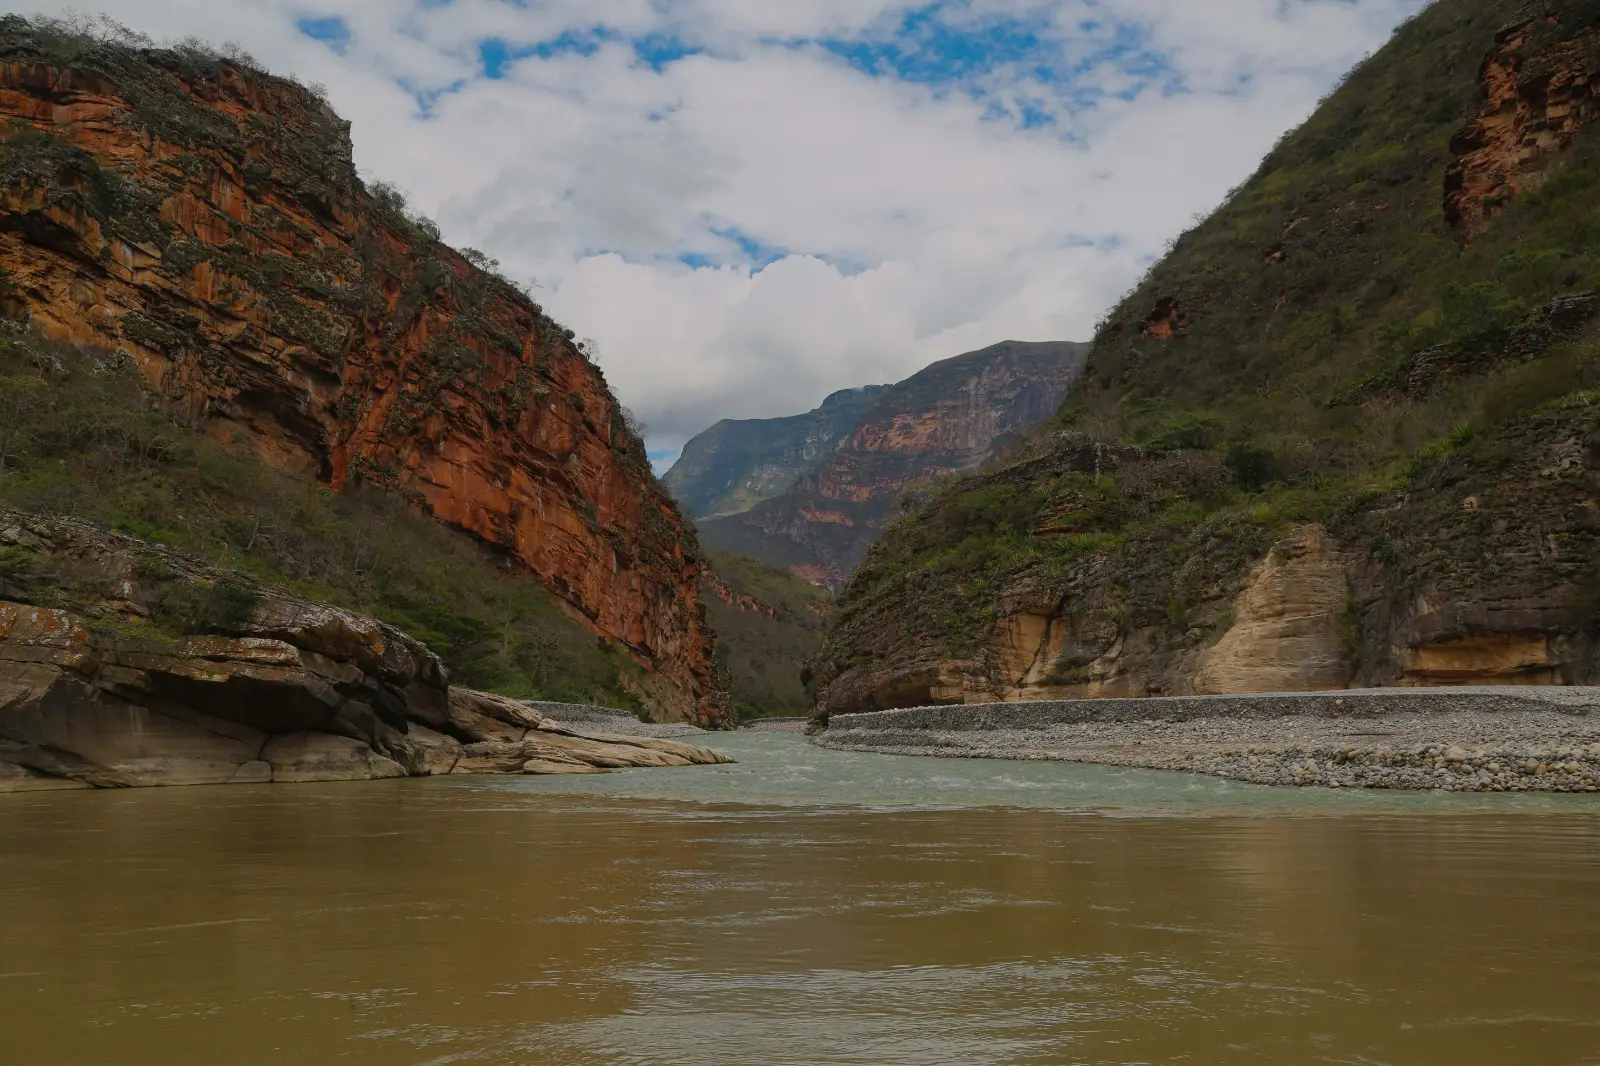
xmin=1445 ymin=3 xmax=1600 ymax=243
xmin=0 ymin=24 xmax=725 ymax=724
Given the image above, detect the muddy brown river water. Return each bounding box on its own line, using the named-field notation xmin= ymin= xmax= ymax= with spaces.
xmin=2 ymin=733 xmax=1598 ymax=1065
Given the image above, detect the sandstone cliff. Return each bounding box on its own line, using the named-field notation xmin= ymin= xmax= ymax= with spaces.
xmin=0 ymin=512 xmax=729 ymax=791
xmin=662 ymin=385 xmax=888 ymax=519
xmin=699 ymin=340 xmax=1087 ymax=590
xmin=0 ymin=19 xmax=722 ymax=724
xmin=814 ymin=0 xmax=1600 ymax=721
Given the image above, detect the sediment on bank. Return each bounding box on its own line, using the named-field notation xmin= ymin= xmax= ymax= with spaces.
xmin=530 ymin=702 xmax=710 ymax=739
xmin=816 ymin=689 xmax=1600 ymax=792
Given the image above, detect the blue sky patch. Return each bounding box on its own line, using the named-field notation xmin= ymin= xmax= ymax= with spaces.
xmin=823 ymin=6 xmax=1052 ymax=84
xmin=474 ymin=29 xmax=700 ymax=80
xmin=296 ymin=15 xmax=351 ymax=55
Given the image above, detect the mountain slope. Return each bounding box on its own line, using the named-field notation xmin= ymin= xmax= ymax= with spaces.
xmin=815 ymin=0 xmax=1600 ymax=719
xmin=699 ymin=340 xmax=1087 ymax=589
xmin=702 ymin=551 xmax=830 ymax=720
xmin=0 ymin=17 xmax=724 ymax=724
xmin=662 ymin=385 xmax=888 ymax=519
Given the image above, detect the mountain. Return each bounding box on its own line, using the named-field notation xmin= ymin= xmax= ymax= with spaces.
xmin=697 ymin=340 xmax=1088 ymax=590
xmin=662 ymin=385 xmax=889 ymax=519
xmin=814 ymin=0 xmax=1600 ymax=720
xmin=0 ymin=18 xmax=724 ymax=724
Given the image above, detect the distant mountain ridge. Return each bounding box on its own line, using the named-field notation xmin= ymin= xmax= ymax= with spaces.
xmin=662 ymin=385 xmax=889 ymax=519
xmin=691 ymin=340 xmax=1089 ymax=590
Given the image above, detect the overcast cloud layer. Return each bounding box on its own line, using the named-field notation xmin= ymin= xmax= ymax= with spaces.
xmin=15 ymin=0 xmax=1429 ymax=462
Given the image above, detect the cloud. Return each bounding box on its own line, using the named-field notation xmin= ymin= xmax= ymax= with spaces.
xmin=11 ymin=0 xmax=1429 ymax=457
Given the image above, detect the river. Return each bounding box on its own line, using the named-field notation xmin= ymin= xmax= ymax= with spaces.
xmin=3 ymin=733 xmax=1598 ymax=1064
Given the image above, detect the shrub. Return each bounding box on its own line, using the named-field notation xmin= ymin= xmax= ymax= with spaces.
xmin=1225 ymin=443 xmax=1278 ymax=493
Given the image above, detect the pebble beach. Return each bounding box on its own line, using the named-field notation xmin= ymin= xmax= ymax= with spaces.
xmin=815 ymin=688 xmax=1600 ymax=792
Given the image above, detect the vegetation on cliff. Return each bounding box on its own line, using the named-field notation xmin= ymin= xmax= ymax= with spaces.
xmin=0 ymin=325 xmax=652 ymax=710
xmin=702 ymin=551 xmax=829 ymax=720
xmin=817 ymin=0 xmax=1600 ymax=714
xmin=663 ymin=386 xmax=889 ymax=520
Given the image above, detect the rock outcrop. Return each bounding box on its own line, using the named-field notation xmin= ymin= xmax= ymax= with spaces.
xmin=662 ymin=385 xmax=889 ymax=519
xmin=0 ymin=512 xmax=729 ymax=791
xmin=0 ymin=21 xmax=721 ymax=723
xmin=1191 ymin=526 xmax=1352 ymax=695
xmin=698 ymin=341 xmax=1087 ymax=590
xmin=1445 ymin=3 xmax=1600 ymax=242
xmin=815 ymin=396 xmax=1600 ymax=723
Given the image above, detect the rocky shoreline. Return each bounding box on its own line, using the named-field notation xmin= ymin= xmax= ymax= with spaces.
xmin=815 ymin=689 xmax=1600 ymax=792
xmin=0 ymin=513 xmax=730 ymax=792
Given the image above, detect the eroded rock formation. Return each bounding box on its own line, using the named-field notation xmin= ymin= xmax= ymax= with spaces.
xmin=1192 ymin=526 xmax=1352 ymax=695
xmin=0 ymin=512 xmax=729 ymax=791
xmin=0 ymin=23 xmax=721 ymax=723
xmin=1445 ymin=2 xmax=1600 ymax=242
xmin=815 ymin=394 xmax=1600 ymax=722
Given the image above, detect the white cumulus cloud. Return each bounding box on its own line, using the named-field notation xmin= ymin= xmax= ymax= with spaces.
xmin=13 ymin=0 xmax=1429 ymax=458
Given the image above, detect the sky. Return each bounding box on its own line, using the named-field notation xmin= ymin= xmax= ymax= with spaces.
xmin=18 ymin=1 xmax=1430 ymax=467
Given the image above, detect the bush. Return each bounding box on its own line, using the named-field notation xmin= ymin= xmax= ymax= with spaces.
xmin=151 ymin=577 xmax=261 ymax=635
xmin=1225 ymin=443 xmax=1278 ymax=493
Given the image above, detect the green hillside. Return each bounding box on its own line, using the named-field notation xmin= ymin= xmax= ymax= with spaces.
xmin=815 ymin=0 xmax=1600 ymax=716
xmin=702 ymin=550 xmax=829 ymax=720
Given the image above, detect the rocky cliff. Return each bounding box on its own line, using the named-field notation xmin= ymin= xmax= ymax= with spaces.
xmin=0 ymin=512 xmax=728 ymax=791
xmin=0 ymin=19 xmax=723 ymax=724
xmin=698 ymin=340 xmax=1087 ymax=590
xmin=814 ymin=0 xmax=1600 ymax=721
xmin=662 ymin=385 xmax=888 ymax=518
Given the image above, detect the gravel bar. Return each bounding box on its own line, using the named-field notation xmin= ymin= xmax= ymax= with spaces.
xmin=816 ymin=688 xmax=1600 ymax=792
xmin=524 ymin=702 xmax=710 ymax=739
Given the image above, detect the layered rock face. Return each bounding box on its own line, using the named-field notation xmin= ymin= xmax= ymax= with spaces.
xmin=699 ymin=341 xmax=1087 ymax=590
xmin=1445 ymin=4 xmax=1600 ymax=242
xmin=0 ymin=512 xmax=728 ymax=791
xmin=817 ymin=414 xmax=1600 ymax=721
xmin=662 ymin=385 xmax=888 ymax=519
xmin=813 ymin=0 xmax=1600 ymax=724
xmin=0 ymin=23 xmax=721 ymax=723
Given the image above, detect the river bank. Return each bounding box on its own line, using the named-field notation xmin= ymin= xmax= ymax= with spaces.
xmin=815 ymin=688 xmax=1600 ymax=792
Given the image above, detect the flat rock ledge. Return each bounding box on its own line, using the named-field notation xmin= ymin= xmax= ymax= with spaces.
xmin=816 ymin=688 xmax=1600 ymax=792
